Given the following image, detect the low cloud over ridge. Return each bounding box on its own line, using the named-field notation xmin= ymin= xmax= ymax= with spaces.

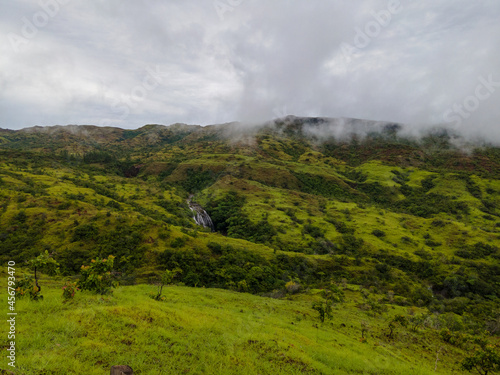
xmin=1 ymin=1 xmax=499 ymax=140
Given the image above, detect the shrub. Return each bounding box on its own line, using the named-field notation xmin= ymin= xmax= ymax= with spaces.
xmin=15 ymin=275 xmax=42 ymax=301
xmin=431 ymin=219 xmax=446 ymax=227
xmin=461 ymin=344 xmax=500 ymax=375
xmin=303 ymin=224 xmax=324 ymax=239
xmin=149 ymin=268 xmax=182 ymax=301
xmin=312 ymin=284 xmax=344 ymax=323
xmin=13 ymin=210 xmax=27 ymax=224
xmin=78 ymin=255 xmax=118 ymax=295
xmin=171 ymin=237 xmax=188 ymax=248
xmin=455 ymin=242 xmax=498 ymax=259
xmin=62 ymin=282 xmax=78 ymax=301
xmin=72 ymin=224 xmax=98 ymax=242
xmin=106 ymin=200 xmax=122 ymax=211
xmin=372 ymin=229 xmax=386 ymax=238
xmin=285 ymin=280 xmax=302 ymax=294
xmin=388 ymin=314 xmax=408 ymax=339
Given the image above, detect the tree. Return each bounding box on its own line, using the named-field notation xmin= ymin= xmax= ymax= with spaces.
xmin=408 ymin=313 xmax=430 ymax=332
xmin=78 ymin=255 xmax=118 ymax=295
xmin=312 ymin=283 xmax=344 ymax=323
xmin=388 ymin=314 xmax=408 ymax=340
xmin=150 ymin=268 xmax=182 ymax=301
xmin=25 ymin=251 xmax=59 ymax=300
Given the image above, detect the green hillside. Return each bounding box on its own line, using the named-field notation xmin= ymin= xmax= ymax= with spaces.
xmin=0 ymin=278 xmax=474 ymax=374
xmin=1 ymin=117 xmax=499 ymax=374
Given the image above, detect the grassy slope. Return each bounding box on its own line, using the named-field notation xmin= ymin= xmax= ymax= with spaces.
xmin=1 ymin=275 xmax=467 ymax=375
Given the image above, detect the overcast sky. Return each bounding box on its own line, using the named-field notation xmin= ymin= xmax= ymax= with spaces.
xmin=1 ymin=0 xmax=499 ymax=138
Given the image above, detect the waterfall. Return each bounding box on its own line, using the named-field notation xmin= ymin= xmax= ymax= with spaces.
xmin=187 ymin=197 xmax=215 ymax=232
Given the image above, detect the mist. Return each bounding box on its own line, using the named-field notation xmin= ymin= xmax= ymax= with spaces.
xmin=1 ymin=1 xmax=500 ymax=142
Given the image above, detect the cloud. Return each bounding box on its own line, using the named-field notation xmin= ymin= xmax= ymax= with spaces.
xmin=0 ymin=0 xmax=499 ymax=140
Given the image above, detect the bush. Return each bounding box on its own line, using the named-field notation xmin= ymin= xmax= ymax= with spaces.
xmin=455 ymin=242 xmax=498 ymax=259
xmin=72 ymin=224 xmax=98 ymax=242
xmin=372 ymin=229 xmax=386 ymax=238
xmin=62 ymin=282 xmax=78 ymax=301
xmin=387 ymin=314 xmax=408 ymax=339
xmin=15 ymin=275 xmax=42 ymax=301
xmin=106 ymin=200 xmax=122 ymax=211
xmin=171 ymin=237 xmax=188 ymax=248
xmin=303 ymin=225 xmax=324 ymax=239
xmin=431 ymin=219 xmax=446 ymax=227
xmin=285 ymin=280 xmax=302 ymax=294
xmin=461 ymin=344 xmax=500 ymax=375
xmin=13 ymin=211 xmax=27 ymax=224
xmin=312 ymin=284 xmax=344 ymax=323
xmin=78 ymin=255 xmax=118 ymax=295
xmin=149 ymin=268 xmax=182 ymax=301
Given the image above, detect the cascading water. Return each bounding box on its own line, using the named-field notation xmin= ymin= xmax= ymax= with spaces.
xmin=187 ymin=196 xmax=215 ymax=232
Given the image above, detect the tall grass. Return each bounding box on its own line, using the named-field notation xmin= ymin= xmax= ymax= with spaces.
xmin=2 ymin=282 xmax=462 ymax=374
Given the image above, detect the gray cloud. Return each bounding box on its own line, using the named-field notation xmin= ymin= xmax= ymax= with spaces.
xmin=0 ymin=0 xmax=499 ymax=140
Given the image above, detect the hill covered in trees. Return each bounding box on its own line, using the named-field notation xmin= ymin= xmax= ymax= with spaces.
xmin=1 ymin=116 xmax=499 ymax=374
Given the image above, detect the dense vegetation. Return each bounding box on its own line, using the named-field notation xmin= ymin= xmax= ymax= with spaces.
xmin=1 ymin=117 xmax=499 ymax=373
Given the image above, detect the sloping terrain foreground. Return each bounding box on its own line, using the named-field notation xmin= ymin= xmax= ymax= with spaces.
xmin=1 ymin=276 xmax=469 ymax=375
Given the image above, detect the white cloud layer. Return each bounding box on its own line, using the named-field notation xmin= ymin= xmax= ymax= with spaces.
xmin=1 ymin=0 xmax=499 ymax=138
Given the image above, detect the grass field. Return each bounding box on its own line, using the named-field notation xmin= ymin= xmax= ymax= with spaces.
xmin=1 ymin=276 xmax=473 ymax=375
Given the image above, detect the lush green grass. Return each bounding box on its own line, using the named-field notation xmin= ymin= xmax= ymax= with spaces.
xmin=1 ymin=280 xmax=470 ymax=375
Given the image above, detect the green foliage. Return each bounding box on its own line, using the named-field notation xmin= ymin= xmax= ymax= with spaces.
xmin=312 ymin=300 xmax=331 ymax=324
xmin=207 ymin=191 xmax=246 ymax=234
xmin=13 ymin=210 xmax=27 ymax=224
xmin=78 ymin=255 xmax=118 ymax=295
xmin=358 ymin=182 xmax=396 ymax=205
xmin=96 ymin=224 xmax=145 ymax=272
xmin=407 ymin=313 xmax=429 ymax=332
xmin=106 ymin=200 xmax=122 ymax=210
xmin=62 ymin=281 xmax=78 ymax=301
xmin=312 ymin=284 xmax=344 ymax=323
xmin=387 ymin=314 xmax=408 ymax=339
xmin=15 ymin=275 xmax=42 ymax=301
xmin=462 ymin=175 xmax=483 ymax=199
xmin=170 ymin=236 xmax=188 ymax=248
xmin=284 ymin=280 xmax=302 ymax=294
xmin=83 ymin=150 xmax=115 ymax=164
xmin=158 ymin=244 xmax=303 ymax=293
xmin=156 ymin=198 xmax=188 ymax=217
xmin=207 ymin=192 xmax=276 ymax=243
xmin=149 ymin=268 xmax=182 ymax=301
xmin=397 ymin=189 xmax=469 ymax=218
xmin=421 ymin=175 xmax=436 ymax=191
xmin=302 ymin=224 xmax=324 ymax=239
xmin=72 ymin=223 xmax=99 ymax=242
xmin=293 ymin=172 xmax=356 ymax=200
xmin=341 ymin=169 xmax=368 ymax=183
xmin=29 ymin=250 xmax=59 ymax=276
xmin=455 ymin=242 xmax=499 ymax=260
xmin=24 ymin=250 xmax=59 ymax=300
xmin=327 ymin=217 xmax=354 ymax=234
xmin=181 ymin=167 xmax=216 ymax=192
xmin=339 ymin=234 xmax=364 ymax=255
xmin=1 ymin=120 xmax=500 ymax=344
xmin=461 ymin=344 xmax=500 ymax=375
xmin=372 ymin=229 xmax=386 ymax=238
